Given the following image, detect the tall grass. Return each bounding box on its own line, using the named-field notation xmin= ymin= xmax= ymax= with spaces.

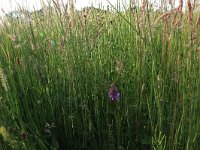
xmin=0 ymin=1 xmax=200 ymax=149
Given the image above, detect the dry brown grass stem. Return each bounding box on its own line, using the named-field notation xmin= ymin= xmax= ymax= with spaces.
xmin=195 ymin=15 xmax=200 ymax=29
xmin=171 ymin=4 xmax=184 ymax=28
xmin=154 ymin=12 xmax=171 ymax=25
xmin=174 ymin=18 xmax=182 ymax=28
xmin=142 ymin=0 xmax=146 ymax=15
xmin=67 ymin=19 xmax=72 ymax=35
xmin=178 ymin=0 xmax=183 ymax=12
xmin=187 ymin=0 xmax=193 ymax=26
xmin=172 ymin=10 xmax=178 ymax=24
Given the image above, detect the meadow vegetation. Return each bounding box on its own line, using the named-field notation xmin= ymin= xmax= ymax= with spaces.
xmin=0 ymin=0 xmax=200 ymax=149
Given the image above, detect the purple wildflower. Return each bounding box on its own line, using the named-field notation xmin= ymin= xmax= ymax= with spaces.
xmin=109 ymin=83 xmax=120 ymax=101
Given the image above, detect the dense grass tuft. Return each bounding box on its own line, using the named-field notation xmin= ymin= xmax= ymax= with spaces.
xmin=0 ymin=2 xmax=200 ymax=150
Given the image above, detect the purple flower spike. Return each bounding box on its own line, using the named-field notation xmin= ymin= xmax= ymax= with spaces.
xmin=109 ymin=83 xmax=120 ymax=101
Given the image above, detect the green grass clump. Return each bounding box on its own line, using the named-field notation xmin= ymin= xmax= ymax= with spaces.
xmin=0 ymin=3 xmax=199 ymax=150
